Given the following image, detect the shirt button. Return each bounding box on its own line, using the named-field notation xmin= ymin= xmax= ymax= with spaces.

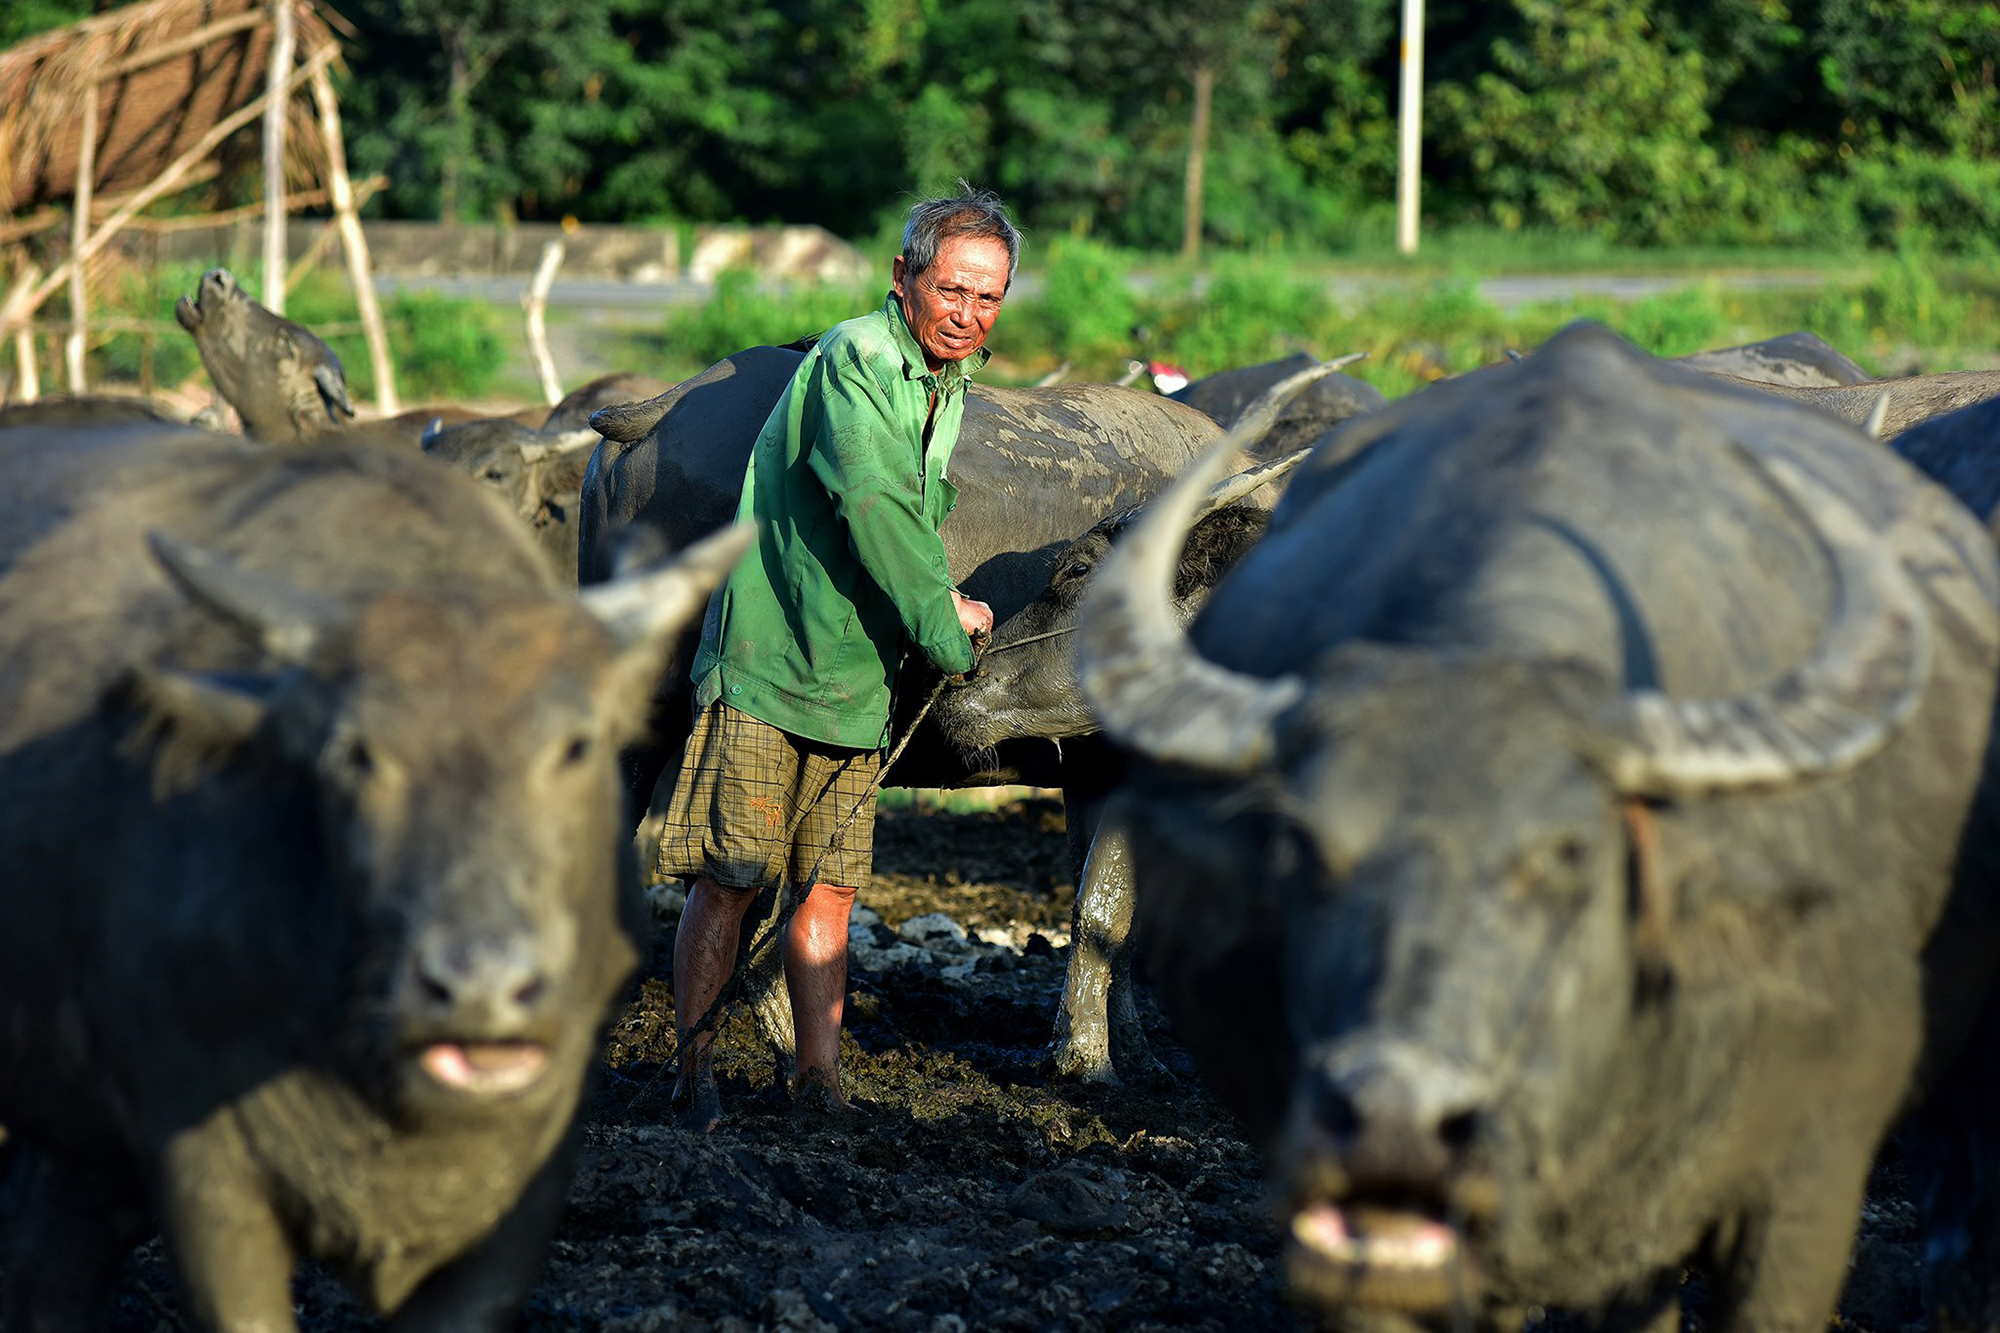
xmin=730 ymin=685 xmax=741 ymax=695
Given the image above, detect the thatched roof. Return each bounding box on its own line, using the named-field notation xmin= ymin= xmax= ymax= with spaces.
xmin=0 ymin=0 xmax=346 ymax=217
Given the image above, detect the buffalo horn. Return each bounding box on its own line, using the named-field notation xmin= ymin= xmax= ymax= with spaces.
xmin=1079 ymin=380 xmax=1330 ymax=774
xmin=1600 ymin=445 xmax=1931 ymax=798
xmin=577 ymin=522 xmax=754 ymax=651
xmin=516 ymin=427 xmax=601 ymax=464
xmin=1865 ymin=390 xmax=1892 ymax=439
xmin=1190 ymin=446 xmax=1313 ymax=523
xmin=1228 ymin=353 xmax=1367 ymax=431
xmin=147 ymin=533 xmax=341 ymax=664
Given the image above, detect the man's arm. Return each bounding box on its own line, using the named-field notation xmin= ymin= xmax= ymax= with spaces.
xmin=806 ymin=345 xmax=977 ymax=676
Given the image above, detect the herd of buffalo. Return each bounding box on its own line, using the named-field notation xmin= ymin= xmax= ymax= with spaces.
xmin=5 ymin=264 xmax=2000 ymax=1331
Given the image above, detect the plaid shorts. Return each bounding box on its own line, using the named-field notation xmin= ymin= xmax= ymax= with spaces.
xmin=654 ymin=703 xmax=884 ymax=891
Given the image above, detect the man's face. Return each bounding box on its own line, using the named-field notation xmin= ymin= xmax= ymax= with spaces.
xmin=892 ymin=235 xmax=1011 ymax=372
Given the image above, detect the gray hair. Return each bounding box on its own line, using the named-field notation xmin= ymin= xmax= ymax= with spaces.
xmin=901 ymin=180 xmax=1022 ymax=287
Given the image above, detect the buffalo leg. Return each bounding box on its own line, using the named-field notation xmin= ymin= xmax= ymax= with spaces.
xmin=158 ymin=1116 xmax=300 ymax=1332
xmin=389 ymin=1125 xmax=577 ymax=1332
xmin=1706 ymin=1144 xmax=1873 ymax=1333
xmin=1053 ymin=798 xmax=1165 ymax=1084
xmin=0 ymin=1142 xmax=143 ymax=1333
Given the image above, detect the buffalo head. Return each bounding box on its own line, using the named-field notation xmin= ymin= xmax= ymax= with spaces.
xmin=134 ymin=522 xmax=750 ymax=1117
xmin=176 ymin=267 xmax=354 ymax=443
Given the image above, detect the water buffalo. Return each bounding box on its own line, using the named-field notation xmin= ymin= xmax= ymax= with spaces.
xmin=421 ymin=418 xmax=603 ymax=585
xmin=1716 ymin=365 xmax=2000 ymax=439
xmin=1675 ymin=330 xmax=1872 ymax=387
xmin=174 ymin=267 xmax=540 ymax=447
xmin=935 ymin=446 xmax=1310 ymax=1083
xmin=1077 ymin=321 xmax=2000 ymax=1329
xmin=1170 ymin=351 xmax=1385 ymax=457
xmin=0 ymin=420 xmax=747 ymax=1331
xmin=1892 ymin=395 xmax=2000 ymax=534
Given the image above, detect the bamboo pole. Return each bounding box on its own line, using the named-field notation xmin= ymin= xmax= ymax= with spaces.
xmin=7 ymin=266 xmax=40 ymax=403
xmin=308 ymin=59 xmax=397 ymax=413
xmin=66 ymin=86 xmax=100 ymax=391
xmin=523 ymin=239 xmax=564 ymax=405
xmin=0 ymin=42 xmax=340 ymax=340
xmin=262 ymin=0 xmax=296 ymax=313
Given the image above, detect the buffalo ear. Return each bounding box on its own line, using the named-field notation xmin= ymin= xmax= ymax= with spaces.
xmin=121 ymin=668 xmax=276 ymax=797
xmin=312 ymin=362 xmax=355 ymax=421
xmin=581 ymin=522 xmax=756 ymax=735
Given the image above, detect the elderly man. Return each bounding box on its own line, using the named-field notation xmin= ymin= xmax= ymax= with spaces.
xmin=661 ymin=184 xmax=1018 ymax=1130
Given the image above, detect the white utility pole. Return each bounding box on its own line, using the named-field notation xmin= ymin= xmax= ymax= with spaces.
xmin=1396 ymin=0 xmax=1425 ymax=255
xmin=262 ymin=0 xmax=297 ymax=312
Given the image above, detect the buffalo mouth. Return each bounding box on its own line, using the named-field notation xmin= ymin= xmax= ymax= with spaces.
xmin=1283 ymin=1189 xmax=1480 ymax=1315
xmin=415 ymin=1040 xmax=549 ymax=1097
xmin=174 ymin=294 xmax=201 ymax=332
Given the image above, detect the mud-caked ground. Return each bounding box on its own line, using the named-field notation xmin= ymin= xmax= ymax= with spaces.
xmin=105 ymin=797 xmax=1931 ymax=1331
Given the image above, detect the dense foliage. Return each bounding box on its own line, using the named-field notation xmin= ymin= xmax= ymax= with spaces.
xmin=10 ymin=0 xmax=2000 ymax=250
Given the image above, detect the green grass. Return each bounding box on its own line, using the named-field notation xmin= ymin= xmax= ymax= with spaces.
xmin=73 ymin=242 xmax=2000 ymax=411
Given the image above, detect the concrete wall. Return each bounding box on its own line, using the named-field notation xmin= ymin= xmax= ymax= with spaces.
xmin=136 ymin=221 xmax=870 ymax=283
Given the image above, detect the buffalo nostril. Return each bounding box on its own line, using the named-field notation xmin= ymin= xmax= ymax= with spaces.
xmin=1311 ymin=1078 xmax=1361 ymax=1142
xmin=417 ymin=970 xmax=454 ymax=1007
xmin=1438 ymin=1109 xmax=1481 ymax=1154
xmin=513 ymin=975 xmax=548 ymax=1009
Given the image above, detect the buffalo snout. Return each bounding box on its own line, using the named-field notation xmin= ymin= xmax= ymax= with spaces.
xmin=1296 ymin=1039 xmax=1490 ymax=1193
xmin=404 ymin=926 xmax=554 ymax=1038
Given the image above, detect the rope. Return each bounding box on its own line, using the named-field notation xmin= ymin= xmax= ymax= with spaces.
xmin=633 ymin=647 xmax=974 ymax=1113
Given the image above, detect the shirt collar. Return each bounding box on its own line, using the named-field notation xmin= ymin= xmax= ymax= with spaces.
xmin=883 ymin=289 xmax=990 ymax=387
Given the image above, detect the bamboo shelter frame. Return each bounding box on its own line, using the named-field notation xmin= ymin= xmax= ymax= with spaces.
xmin=0 ymin=0 xmax=396 ymax=410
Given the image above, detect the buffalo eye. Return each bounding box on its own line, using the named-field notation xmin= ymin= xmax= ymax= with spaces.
xmin=559 ymin=734 xmax=592 ymax=767
xmin=483 ymin=467 xmax=508 ymax=483
xmin=329 ymin=734 xmax=374 ymax=782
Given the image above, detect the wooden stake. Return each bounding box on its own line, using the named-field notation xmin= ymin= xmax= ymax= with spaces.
xmin=66 ymin=86 xmax=100 ymax=391
xmin=309 ymin=60 xmax=398 ymax=413
xmin=7 ymin=266 xmax=40 ymax=403
xmin=262 ymin=0 xmax=297 ymax=314
xmin=1181 ymin=63 xmax=1213 ymax=264
xmin=0 ymin=43 xmax=340 ymax=340
xmin=523 ymin=239 xmax=565 ymax=405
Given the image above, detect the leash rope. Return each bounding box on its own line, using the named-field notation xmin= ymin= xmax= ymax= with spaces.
xmin=635 ymin=647 xmax=972 ymax=1112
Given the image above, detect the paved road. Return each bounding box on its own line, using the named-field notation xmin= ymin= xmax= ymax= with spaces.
xmin=376 ymin=268 xmax=1837 ymax=316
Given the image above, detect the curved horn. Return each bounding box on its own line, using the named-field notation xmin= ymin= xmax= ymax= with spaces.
xmin=147 ymin=533 xmax=341 ymax=664
xmin=578 ymin=522 xmax=755 ymax=651
xmin=1228 ymin=353 xmax=1367 ymax=432
xmin=1599 ymin=446 xmax=1932 ymax=798
xmin=313 ymin=363 xmax=355 ymax=421
xmin=1080 ymin=424 xmax=1311 ymax=777
xmin=420 ymin=416 xmax=446 ymax=450
xmin=1865 ymin=390 xmax=1892 ymax=439
xmin=516 ymin=427 xmax=601 ymax=464
xmin=1115 ymin=361 xmax=1146 ymax=388
xmin=1033 ymin=360 xmax=1073 ymax=388
xmin=1190 ymin=446 xmax=1313 ymax=523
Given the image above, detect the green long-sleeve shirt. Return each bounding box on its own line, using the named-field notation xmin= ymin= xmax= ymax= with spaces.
xmin=689 ymin=292 xmax=986 ymax=749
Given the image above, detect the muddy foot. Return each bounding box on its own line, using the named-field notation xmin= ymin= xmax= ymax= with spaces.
xmin=672 ymin=1072 xmax=723 ymax=1135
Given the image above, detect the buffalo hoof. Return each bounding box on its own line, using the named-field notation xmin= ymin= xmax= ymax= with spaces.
xmin=1050 ymin=1034 xmax=1120 ymax=1086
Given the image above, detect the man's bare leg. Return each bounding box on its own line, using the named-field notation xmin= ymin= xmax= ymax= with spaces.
xmin=785 ymin=881 xmax=857 ymax=1101
xmin=671 ymin=874 xmax=760 ymax=1132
